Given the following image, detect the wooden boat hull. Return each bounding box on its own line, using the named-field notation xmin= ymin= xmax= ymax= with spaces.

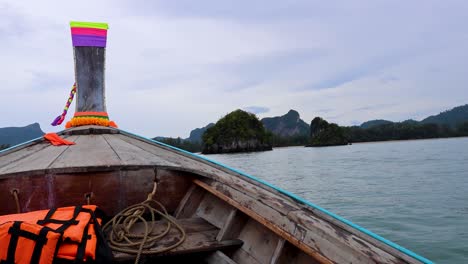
xmin=0 ymin=126 xmax=432 ymax=264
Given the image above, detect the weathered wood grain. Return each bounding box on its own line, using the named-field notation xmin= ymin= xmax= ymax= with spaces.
xmin=205 ymin=250 xmax=238 ymax=264
xmin=275 ymin=242 xmax=321 ymax=264
xmin=193 ymin=179 xmax=333 ymax=264
xmin=288 ymin=210 xmax=405 ymax=264
xmin=74 ymin=47 xmax=106 ymax=112
xmin=216 ymin=208 xmax=238 ymax=241
xmin=196 ymin=192 xmax=234 ymax=229
xmin=0 ymin=175 xmax=50 ymax=214
xmin=232 ymin=218 xmax=282 ymax=264
xmin=203 ymin=180 xmax=297 ymax=235
xmin=270 ymin=238 xmax=286 ymax=264
xmin=49 ymin=135 xmax=120 ymax=168
xmin=112 ymin=217 xmax=243 ymax=261
xmin=102 ymin=134 xmax=179 ymax=167
xmin=154 ymin=169 xmax=194 ymax=214
xmin=0 ymin=136 xmax=79 ymax=176
xmin=0 ymin=140 xmax=50 ymax=167
xmin=175 ymin=185 xmax=206 ymax=219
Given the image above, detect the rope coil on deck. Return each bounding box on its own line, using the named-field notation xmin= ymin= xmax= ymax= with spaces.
xmin=103 ymin=182 xmax=186 ymax=264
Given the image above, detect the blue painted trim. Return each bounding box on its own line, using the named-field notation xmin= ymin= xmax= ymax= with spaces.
xmin=0 ymin=136 xmax=44 ymax=154
xmin=121 ymin=129 xmax=433 ymax=264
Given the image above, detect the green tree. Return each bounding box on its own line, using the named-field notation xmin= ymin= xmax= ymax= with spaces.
xmin=202 ymin=110 xmax=272 ymax=154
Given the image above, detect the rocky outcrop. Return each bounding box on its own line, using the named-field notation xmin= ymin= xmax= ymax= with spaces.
xmin=307 ymin=117 xmax=348 ymax=147
xmin=202 ymin=109 xmax=272 ymax=154
xmin=202 ymin=139 xmax=272 ymax=154
xmin=261 ymin=109 xmax=309 ymax=137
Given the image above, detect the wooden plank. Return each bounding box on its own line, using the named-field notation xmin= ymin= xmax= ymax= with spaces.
xmin=119 ymin=169 xmax=154 ymax=211
xmin=288 ymin=210 xmax=404 ymax=264
xmin=116 ymin=134 xmax=193 ymax=169
xmin=275 ymin=242 xmax=321 ymax=264
xmin=232 ymin=248 xmax=262 ymax=264
xmin=0 ymin=175 xmax=51 ymax=214
xmin=0 ymin=140 xmax=49 ymax=167
xmin=118 ymin=217 xmax=219 ymax=236
xmin=175 ymin=185 xmax=206 ymax=219
xmin=299 ymin=206 xmax=419 ymax=264
xmin=112 ymin=219 xmax=243 ymax=262
xmin=193 ymin=179 xmax=333 ymax=264
xmin=0 ymin=136 xmax=79 ymax=175
xmin=203 ymin=180 xmax=297 ymax=235
xmin=207 ymin=174 xmax=300 ymax=215
xmin=205 ymin=250 xmax=238 ymax=264
xmin=232 ymin=218 xmax=282 ymax=264
xmin=174 ymin=184 xmax=197 ymax=218
xmin=217 ymin=209 xmax=250 ymax=242
xmin=154 ymin=169 xmax=194 ymax=214
xmin=102 ymin=134 xmax=179 ymax=167
xmin=216 ymin=208 xmax=238 ymax=241
xmin=270 ymin=238 xmax=286 ymax=264
xmin=48 ymin=134 xmax=121 ymax=168
xmin=196 ymin=192 xmax=233 ymax=229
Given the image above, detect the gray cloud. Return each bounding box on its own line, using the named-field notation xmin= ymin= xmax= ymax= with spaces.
xmin=354 ymin=103 xmax=398 ymax=112
xmin=243 ymin=106 xmax=270 ymax=114
xmin=0 ymin=0 xmax=467 ymax=138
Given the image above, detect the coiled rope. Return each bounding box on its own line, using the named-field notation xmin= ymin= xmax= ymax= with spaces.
xmin=103 ymin=182 xmax=186 ymax=264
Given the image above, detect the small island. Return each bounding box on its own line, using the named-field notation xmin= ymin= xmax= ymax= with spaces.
xmin=306 ymin=117 xmax=349 ymax=147
xmin=202 ymin=109 xmax=273 ymax=154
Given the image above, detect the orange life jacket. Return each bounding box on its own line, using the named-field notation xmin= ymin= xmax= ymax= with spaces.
xmin=0 ymin=221 xmax=62 ymax=264
xmin=0 ymin=205 xmax=112 ymax=263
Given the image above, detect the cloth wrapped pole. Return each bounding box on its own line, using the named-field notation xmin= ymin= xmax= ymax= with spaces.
xmin=65 ymin=21 xmax=117 ymax=128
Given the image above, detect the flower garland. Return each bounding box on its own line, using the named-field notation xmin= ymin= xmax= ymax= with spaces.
xmin=65 ymin=112 xmax=117 ymax=129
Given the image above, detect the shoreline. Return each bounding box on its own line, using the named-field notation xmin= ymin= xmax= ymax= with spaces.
xmin=350 ymin=135 xmax=468 ymax=145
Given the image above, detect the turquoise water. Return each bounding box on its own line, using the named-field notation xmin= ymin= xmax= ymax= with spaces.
xmin=206 ymin=137 xmax=468 ymax=263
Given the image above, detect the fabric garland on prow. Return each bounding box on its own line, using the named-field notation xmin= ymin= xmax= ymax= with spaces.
xmin=51 ymin=83 xmax=76 ymax=126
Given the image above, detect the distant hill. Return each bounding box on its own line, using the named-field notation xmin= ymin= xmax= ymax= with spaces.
xmin=360 ymin=105 xmax=468 ymax=128
xmin=261 ymin=110 xmax=309 ymax=137
xmin=421 ymin=104 xmax=468 ymax=127
xmin=0 ymin=123 xmax=44 ymax=146
xmin=360 ymin=119 xmax=393 ymax=129
xmin=152 ymin=103 xmax=468 ymax=151
xmin=186 ymin=123 xmax=214 ymax=143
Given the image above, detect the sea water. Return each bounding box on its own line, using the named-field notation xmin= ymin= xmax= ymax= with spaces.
xmin=205 ymin=137 xmax=468 ymax=263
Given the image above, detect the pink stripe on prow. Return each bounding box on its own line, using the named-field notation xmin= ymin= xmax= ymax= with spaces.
xmin=71 ymin=27 xmax=107 ymax=37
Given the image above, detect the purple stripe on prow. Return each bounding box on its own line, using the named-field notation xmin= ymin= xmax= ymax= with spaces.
xmin=72 ymin=34 xmax=107 ymax=47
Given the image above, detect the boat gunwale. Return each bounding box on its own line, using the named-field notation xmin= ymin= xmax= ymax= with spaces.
xmin=0 ymin=126 xmax=433 ymax=264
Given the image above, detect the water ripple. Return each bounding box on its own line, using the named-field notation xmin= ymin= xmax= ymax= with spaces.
xmin=205 ymin=137 xmax=468 ymax=263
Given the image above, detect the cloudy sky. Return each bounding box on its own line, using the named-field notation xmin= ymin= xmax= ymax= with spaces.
xmin=0 ymin=0 xmax=467 ymax=138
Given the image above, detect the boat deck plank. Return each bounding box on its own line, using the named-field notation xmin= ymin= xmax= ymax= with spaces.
xmin=112 ymin=217 xmax=243 ymax=262
xmin=0 ymin=135 xmax=79 ymax=176
xmin=102 ymin=134 xmax=178 ymax=167
xmin=49 ymin=135 xmax=121 ymax=168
